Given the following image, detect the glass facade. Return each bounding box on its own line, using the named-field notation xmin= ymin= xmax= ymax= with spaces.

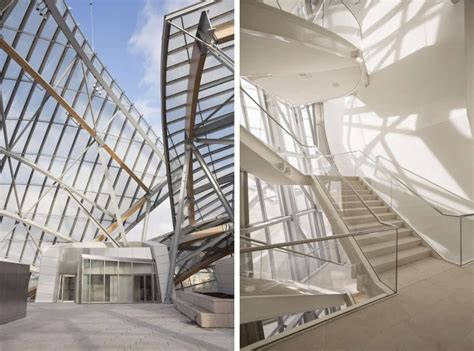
xmin=81 ymin=257 xmax=160 ymax=304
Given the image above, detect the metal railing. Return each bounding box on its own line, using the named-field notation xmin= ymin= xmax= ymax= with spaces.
xmin=241 ymin=84 xmax=401 ymax=292
xmin=239 ymin=226 xmax=399 ymax=343
xmin=326 ymin=150 xmax=474 ymax=265
xmin=241 ymin=86 xmax=400 ymax=234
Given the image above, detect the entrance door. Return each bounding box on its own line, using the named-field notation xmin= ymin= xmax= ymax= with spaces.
xmin=133 ymin=275 xmax=153 ymax=302
xmin=59 ymin=275 xmax=76 ymax=302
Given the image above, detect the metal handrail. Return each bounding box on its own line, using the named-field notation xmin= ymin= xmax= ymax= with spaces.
xmin=325 ymin=150 xmax=474 ymax=218
xmin=241 ymin=236 xmax=346 ymax=266
xmin=240 ymin=226 xmax=397 ymax=254
xmin=241 ymin=86 xmax=399 ymax=232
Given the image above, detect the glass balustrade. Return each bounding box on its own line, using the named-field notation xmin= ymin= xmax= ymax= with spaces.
xmin=328 ymin=150 xmax=474 ymax=265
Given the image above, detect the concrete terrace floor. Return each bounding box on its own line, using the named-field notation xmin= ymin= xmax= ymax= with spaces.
xmin=0 ymin=303 xmax=233 ymax=351
xmin=264 ymin=257 xmax=474 ymax=351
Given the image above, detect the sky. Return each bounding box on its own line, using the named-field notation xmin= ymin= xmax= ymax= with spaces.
xmin=67 ymin=0 xmax=195 ymax=132
xmin=66 ymin=0 xmax=195 ymax=239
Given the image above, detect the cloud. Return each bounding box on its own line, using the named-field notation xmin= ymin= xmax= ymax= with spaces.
xmin=126 ymin=0 xmax=195 ymax=236
xmin=128 ymin=0 xmax=195 ymax=133
xmin=128 ymin=0 xmax=195 ymax=92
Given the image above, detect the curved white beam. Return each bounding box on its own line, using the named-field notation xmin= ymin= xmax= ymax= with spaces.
xmin=0 ymin=209 xmax=76 ymax=243
xmin=0 ymin=147 xmax=114 ymax=218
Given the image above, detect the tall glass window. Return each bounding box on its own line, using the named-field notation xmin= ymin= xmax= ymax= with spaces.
xmin=81 ymin=257 xmax=160 ymax=304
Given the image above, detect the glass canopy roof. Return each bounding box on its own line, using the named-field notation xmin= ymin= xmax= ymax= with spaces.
xmin=0 ymin=0 xmax=167 ymax=267
xmin=160 ymin=0 xmax=234 ymax=290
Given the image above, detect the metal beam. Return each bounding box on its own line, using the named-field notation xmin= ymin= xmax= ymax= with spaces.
xmin=164 ymin=147 xmax=192 ymax=303
xmin=64 ymin=188 xmax=120 ymax=248
xmin=194 ymin=138 xmax=234 ymax=145
xmin=184 ymin=11 xmax=214 ymax=225
xmin=174 ymin=246 xmax=233 ymax=285
xmin=191 ymin=145 xmax=234 ymax=221
xmin=193 ymin=112 xmax=234 ymax=136
xmin=0 ymin=146 xmax=114 ymax=218
xmin=43 ymin=0 xmax=165 ymax=163
xmin=0 ymin=37 xmax=149 ymax=193
xmin=0 ymin=209 xmax=76 ymax=243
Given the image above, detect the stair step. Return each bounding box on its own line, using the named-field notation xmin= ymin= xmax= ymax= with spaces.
xmin=343 ymin=213 xmax=397 ymax=225
xmin=347 ymin=219 xmax=404 ymax=231
xmin=341 ymin=194 xmax=379 ymax=201
xmin=341 ymin=206 xmax=391 ymax=216
xmin=331 ymin=189 xmax=373 ymax=196
xmin=174 ymin=296 xmax=233 ymax=328
xmin=341 ymin=183 xmax=367 ymax=190
xmin=340 ymin=200 xmax=385 ymax=209
xmin=372 ymin=246 xmax=432 ymax=272
xmin=362 ymin=236 xmax=422 ymax=258
xmin=356 ymin=228 xmax=412 ymax=246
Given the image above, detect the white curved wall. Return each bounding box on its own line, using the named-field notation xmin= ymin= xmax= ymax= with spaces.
xmin=324 ymin=0 xmax=474 ymax=263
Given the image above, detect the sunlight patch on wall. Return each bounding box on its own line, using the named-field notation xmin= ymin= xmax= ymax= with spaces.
xmin=449 ymin=108 xmax=472 ymax=139
xmin=363 ymin=0 xmax=443 ymax=73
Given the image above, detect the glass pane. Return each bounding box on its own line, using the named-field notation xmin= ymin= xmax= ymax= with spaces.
xmin=62 ymin=276 xmax=75 ymax=301
xmin=145 ymin=275 xmax=152 ymax=302
xmin=91 ymin=260 xmax=104 ymax=274
xmin=154 ymin=275 xmax=160 ymax=302
xmin=82 ymin=274 xmax=89 ymax=303
xmin=133 ymin=263 xmax=153 ymax=274
xmin=119 ymin=262 xmax=132 ymax=274
xmin=105 ymin=261 xmax=118 ymax=274
xmin=90 ymin=275 xmax=104 ymax=302
xmin=133 ymin=276 xmax=145 ymax=302
xmin=118 ymin=275 xmax=132 ymax=302
xmin=83 ymin=259 xmax=91 ymax=274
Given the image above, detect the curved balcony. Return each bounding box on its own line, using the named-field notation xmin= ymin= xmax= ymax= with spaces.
xmin=241 ymin=0 xmax=368 ymax=105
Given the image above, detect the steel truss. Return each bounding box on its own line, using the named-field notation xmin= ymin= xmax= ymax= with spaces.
xmin=0 ymin=0 xmax=167 ymax=267
xmin=240 ymin=80 xmax=342 ymax=333
xmin=160 ymin=1 xmax=234 ymax=302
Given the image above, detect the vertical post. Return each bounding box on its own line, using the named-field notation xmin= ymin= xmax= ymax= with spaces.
xmin=240 ymin=171 xmax=253 ymax=274
xmin=141 ymin=198 xmax=151 ymax=242
xmin=164 ymin=147 xmax=192 ymax=303
xmin=395 ymin=227 xmax=399 ymax=293
xmin=353 ymin=153 xmax=356 ymax=176
xmin=191 ymin=145 xmax=234 ymax=221
xmin=459 ymin=216 xmax=463 ymax=266
xmin=390 ymin=176 xmax=393 ymax=210
xmin=97 ymin=147 xmax=128 ymax=246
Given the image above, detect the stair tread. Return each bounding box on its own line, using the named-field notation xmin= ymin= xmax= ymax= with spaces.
xmin=348 ymin=220 xmax=404 ymax=230
xmin=356 ymin=228 xmax=412 ymax=244
xmin=371 ymin=246 xmax=431 ymax=266
xmin=174 ymin=296 xmax=213 ymax=315
xmin=343 ymin=213 xmax=395 ymax=221
xmin=362 ymin=236 xmax=421 ymax=252
xmin=341 ymin=200 xmax=384 ymax=204
xmin=343 ymin=206 xmax=390 ymax=211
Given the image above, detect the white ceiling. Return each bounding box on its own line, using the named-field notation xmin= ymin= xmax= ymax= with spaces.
xmin=241 ymin=0 xmax=365 ymax=105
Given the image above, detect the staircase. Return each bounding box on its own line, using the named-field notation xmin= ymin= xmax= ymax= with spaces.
xmin=332 ymin=176 xmax=433 ymax=274
xmin=174 ymin=290 xmax=234 ymax=328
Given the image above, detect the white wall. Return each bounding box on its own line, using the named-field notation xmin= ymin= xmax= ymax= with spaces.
xmin=467 ymin=0 xmax=474 ymax=127
xmin=324 ymin=0 xmax=474 ymax=263
xmin=215 ymin=256 xmax=234 ymax=296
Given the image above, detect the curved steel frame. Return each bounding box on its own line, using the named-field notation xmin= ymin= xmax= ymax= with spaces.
xmin=0 ymin=0 xmax=167 ymax=267
xmin=160 ymin=1 xmax=234 ymax=302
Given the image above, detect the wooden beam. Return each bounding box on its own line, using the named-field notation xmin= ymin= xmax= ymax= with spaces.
xmin=214 ymin=21 xmax=234 ymax=44
xmin=178 ymin=223 xmax=232 ymax=246
xmin=174 ymin=247 xmax=233 ymax=285
xmin=184 ymin=12 xmax=215 ymax=225
xmin=0 ymin=37 xmax=149 ymax=192
xmin=106 ymin=196 xmax=147 ymax=234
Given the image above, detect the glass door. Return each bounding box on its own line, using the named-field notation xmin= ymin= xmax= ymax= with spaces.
xmin=133 ymin=275 xmax=154 ymax=302
xmin=59 ymin=275 xmax=76 ymax=302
